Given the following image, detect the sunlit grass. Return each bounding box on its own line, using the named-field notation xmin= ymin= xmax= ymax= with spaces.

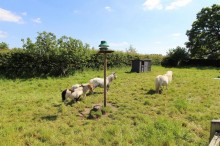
xmin=0 ymin=66 xmax=220 ymax=145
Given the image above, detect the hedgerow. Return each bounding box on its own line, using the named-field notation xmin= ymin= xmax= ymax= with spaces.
xmin=0 ymin=32 xmax=164 ymax=78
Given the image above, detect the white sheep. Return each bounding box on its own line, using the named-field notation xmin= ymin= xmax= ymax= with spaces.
xmin=165 ymin=71 xmax=173 ymax=82
xmin=70 ymin=84 xmax=81 ymax=90
xmin=89 ymin=72 xmax=117 ymax=92
xmin=71 ymin=83 xmax=92 ymax=90
xmin=155 ymin=71 xmax=173 ymax=94
xmin=61 ymin=83 xmax=93 ymax=103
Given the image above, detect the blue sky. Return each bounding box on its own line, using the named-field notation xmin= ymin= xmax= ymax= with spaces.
xmin=0 ymin=0 xmax=219 ymax=55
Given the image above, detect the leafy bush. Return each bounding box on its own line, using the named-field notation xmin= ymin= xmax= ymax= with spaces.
xmin=161 ymin=46 xmax=189 ymax=67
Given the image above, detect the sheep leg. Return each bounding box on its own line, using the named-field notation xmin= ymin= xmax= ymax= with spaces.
xmin=155 ymin=85 xmax=160 ymax=94
xmin=155 ymin=79 xmax=160 ymax=94
xmin=90 ymin=86 xmax=96 ymax=94
xmin=107 ymin=84 xmax=110 ymax=92
xmin=74 ymin=97 xmax=80 ymax=102
xmin=64 ymin=100 xmax=68 ymax=105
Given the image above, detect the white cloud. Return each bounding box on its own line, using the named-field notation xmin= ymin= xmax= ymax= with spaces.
xmin=21 ymin=12 xmax=27 ymax=16
xmin=154 ymin=41 xmax=161 ymax=44
xmin=171 ymin=33 xmax=181 ymax=38
xmin=143 ymin=0 xmax=192 ymax=11
xmin=32 ymin=17 xmax=41 ymax=24
xmin=105 ymin=6 xmax=112 ymax=12
xmin=166 ymin=0 xmax=192 ymax=10
xmin=143 ymin=0 xmax=163 ymax=10
xmin=109 ymin=41 xmax=130 ymax=51
xmin=0 ymin=8 xmax=23 ymax=23
xmin=0 ymin=30 xmax=7 ymax=38
xmin=109 ymin=41 xmax=129 ymax=47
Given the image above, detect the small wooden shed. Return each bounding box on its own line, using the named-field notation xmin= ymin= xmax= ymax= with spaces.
xmin=131 ymin=59 xmax=152 ymax=73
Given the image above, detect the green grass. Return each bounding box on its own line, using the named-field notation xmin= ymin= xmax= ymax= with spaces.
xmin=0 ymin=66 xmax=220 ymax=145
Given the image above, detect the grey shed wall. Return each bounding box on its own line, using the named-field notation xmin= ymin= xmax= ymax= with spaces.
xmin=131 ymin=59 xmax=151 ymax=73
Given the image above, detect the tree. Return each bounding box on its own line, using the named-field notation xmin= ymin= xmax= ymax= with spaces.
xmin=185 ymin=4 xmax=220 ymax=59
xmin=161 ymin=46 xmax=189 ymax=67
xmin=0 ymin=42 xmax=9 ymax=50
xmin=22 ymin=31 xmax=57 ymax=55
xmin=126 ymin=45 xmax=137 ymax=54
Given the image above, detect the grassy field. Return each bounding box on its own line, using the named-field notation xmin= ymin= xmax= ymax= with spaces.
xmin=0 ymin=66 xmax=220 ymax=146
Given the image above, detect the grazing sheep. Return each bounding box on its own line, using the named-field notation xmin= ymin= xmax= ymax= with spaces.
xmin=165 ymin=71 xmax=173 ymax=82
xmin=61 ymin=83 xmax=93 ymax=103
xmin=89 ymin=72 xmax=117 ymax=91
xmin=70 ymin=84 xmax=81 ymax=90
xmin=155 ymin=71 xmax=173 ymax=94
xmin=71 ymin=83 xmax=93 ymax=91
xmin=81 ymin=83 xmax=93 ymax=96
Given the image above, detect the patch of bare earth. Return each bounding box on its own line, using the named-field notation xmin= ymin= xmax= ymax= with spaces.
xmin=78 ymin=102 xmax=117 ymax=118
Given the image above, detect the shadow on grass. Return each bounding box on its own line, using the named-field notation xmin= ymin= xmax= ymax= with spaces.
xmin=194 ymin=66 xmax=220 ymax=70
xmin=53 ymin=103 xmax=62 ymax=107
xmin=41 ymin=115 xmax=58 ymax=121
xmin=65 ymin=100 xmax=76 ymax=106
xmin=86 ymin=92 xmax=94 ymax=96
xmin=174 ymin=66 xmax=220 ymax=70
xmin=147 ymin=89 xmax=156 ymax=95
xmin=125 ymin=71 xmax=138 ymax=74
xmin=91 ymin=91 xmax=103 ymax=95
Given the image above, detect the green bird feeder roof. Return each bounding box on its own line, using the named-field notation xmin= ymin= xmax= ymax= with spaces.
xmin=99 ymin=40 xmax=109 ymax=48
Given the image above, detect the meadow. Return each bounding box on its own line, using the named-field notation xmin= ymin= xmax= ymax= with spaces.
xmin=0 ymin=66 xmax=220 ymax=146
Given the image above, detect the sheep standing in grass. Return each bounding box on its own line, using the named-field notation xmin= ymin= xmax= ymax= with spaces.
xmin=155 ymin=71 xmax=173 ymax=94
xmin=61 ymin=83 xmax=93 ymax=103
xmin=165 ymin=71 xmax=173 ymax=82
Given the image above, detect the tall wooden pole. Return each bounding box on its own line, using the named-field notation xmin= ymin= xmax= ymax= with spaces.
xmin=98 ymin=40 xmax=114 ymax=107
xmin=104 ymin=53 xmax=107 ymax=107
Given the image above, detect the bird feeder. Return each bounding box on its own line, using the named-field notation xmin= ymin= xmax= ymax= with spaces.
xmin=99 ymin=40 xmax=109 ymax=51
xmin=98 ymin=40 xmax=114 ymax=107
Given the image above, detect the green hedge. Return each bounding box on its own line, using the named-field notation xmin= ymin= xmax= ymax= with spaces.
xmin=0 ymin=31 xmax=164 ymax=78
xmin=0 ymin=49 xmax=163 ymax=78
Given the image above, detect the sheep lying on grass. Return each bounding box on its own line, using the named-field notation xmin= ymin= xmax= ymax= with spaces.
xmin=61 ymin=83 xmax=93 ymax=103
xmin=155 ymin=71 xmax=173 ymax=94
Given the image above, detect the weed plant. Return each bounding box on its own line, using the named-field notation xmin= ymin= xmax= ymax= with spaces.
xmin=0 ymin=66 xmax=220 ymax=145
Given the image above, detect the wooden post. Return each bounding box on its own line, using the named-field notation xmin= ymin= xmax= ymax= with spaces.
xmin=210 ymin=120 xmax=220 ymax=142
xmin=104 ymin=53 xmax=107 ymax=107
xmin=98 ymin=50 xmax=114 ymax=107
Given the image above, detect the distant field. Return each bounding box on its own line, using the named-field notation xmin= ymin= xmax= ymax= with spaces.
xmin=0 ymin=66 xmax=220 ymax=145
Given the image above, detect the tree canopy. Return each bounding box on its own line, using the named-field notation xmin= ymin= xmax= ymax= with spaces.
xmin=185 ymin=4 xmax=220 ymax=59
xmin=161 ymin=46 xmax=189 ymax=67
xmin=21 ymin=31 xmax=90 ymax=56
xmin=0 ymin=42 xmax=9 ymax=50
